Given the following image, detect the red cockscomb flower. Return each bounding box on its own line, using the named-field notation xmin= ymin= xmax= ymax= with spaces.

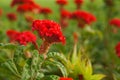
xmin=11 ymin=0 xmax=34 ymax=7
xmin=109 ymin=18 xmax=120 ymax=28
xmin=40 ymin=7 xmax=52 ymax=14
xmin=17 ymin=2 xmax=40 ymax=13
xmin=32 ymin=20 xmax=66 ymax=44
xmin=56 ymin=0 xmax=68 ymax=6
xmin=74 ymin=0 xmax=83 ymax=9
xmin=74 ymin=0 xmax=83 ymax=5
xmin=15 ymin=31 xmax=36 ymax=45
xmin=6 ymin=30 xmax=20 ymax=42
xmin=61 ymin=9 xmax=71 ymax=19
xmin=115 ymin=42 xmax=120 ymax=58
xmin=59 ymin=77 xmax=73 ymax=80
xmin=71 ymin=10 xmax=96 ymax=28
xmin=7 ymin=13 xmax=17 ymax=21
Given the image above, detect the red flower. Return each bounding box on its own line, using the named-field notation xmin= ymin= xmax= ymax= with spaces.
xmin=40 ymin=7 xmax=52 ymax=14
xmin=115 ymin=42 xmax=120 ymax=58
xmin=17 ymin=2 xmax=40 ymax=13
xmin=11 ymin=0 xmax=34 ymax=7
xmin=56 ymin=0 xmax=68 ymax=6
xmin=109 ymin=18 xmax=120 ymax=28
xmin=0 ymin=8 xmax=2 ymax=16
xmin=61 ymin=9 xmax=71 ymax=19
xmin=59 ymin=77 xmax=73 ymax=80
xmin=32 ymin=20 xmax=66 ymax=44
xmin=7 ymin=13 xmax=17 ymax=21
xmin=15 ymin=31 xmax=36 ymax=45
xmin=6 ymin=30 xmax=20 ymax=42
xmin=71 ymin=10 xmax=96 ymax=24
xmin=74 ymin=0 xmax=83 ymax=5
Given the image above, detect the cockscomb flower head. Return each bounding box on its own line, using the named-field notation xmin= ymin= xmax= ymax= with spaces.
xmin=109 ymin=18 xmax=120 ymax=28
xmin=17 ymin=2 xmax=40 ymax=13
xmin=115 ymin=42 xmax=120 ymax=58
xmin=32 ymin=20 xmax=66 ymax=44
xmin=74 ymin=0 xmax=83 ymax=5
xmin=59 ymin=77 xmax=73 ymax=80
xmin=15 ymin=31 xmax=36 ymax=45
xmin=7 ymin=13 xmax=17 ymax=21
xmin=71 ymin=10 xmax=96 ymax=28
xmin=6 ymin=30 xmax=20 ymax=42
xmin=56 ymin=0 xmax=68 ymax=6
xmin=11 ymin=0 xmax=34 ymax=7
xmin=40 ymin=7 xmax=52 ymax=14
xmin=61 ymin=9 xmax=71 ymax=19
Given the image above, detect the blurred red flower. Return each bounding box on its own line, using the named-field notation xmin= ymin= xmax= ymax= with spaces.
xmin=40 ymin=7 xmax=52 ymax=14
xmin=17 ymin=2 xmax=40 ymax=13
xmin=6 ymin=30 xmax=20 ymax=42
xmin=7 ymin=13 xmax=17 ymax=21
xmin=59 ymin=77 xmax=73 ymax=80
xmin=115 ymin=42 xmax=120 ymax=58
xmin=74 ymin=0 xmax=83 ymax=5
xmin=71 ymin=10 xmax=96 ymax=28
xmin=61 ymin=9 xmax=71 ymax=19
xmin=11 ymin=0 xmax=34 ymax=7
xmin=109 ymin=18 xmax=120 ymax=28
xmin=15 ymin=31 xmax=36 ymax=45
xmin=56 ymin=0 xmax=68 ymax=6
xmin=32 ymin=20 xmax=66 ymax=44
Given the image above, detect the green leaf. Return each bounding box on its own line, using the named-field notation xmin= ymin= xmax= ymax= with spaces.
xmin=41 ymin=75 xmax=59 ymax=80
xmin=91 ymin=74 xmax=106 ymax=80
xmin=44 ymin=60 xmax=68 ymax=77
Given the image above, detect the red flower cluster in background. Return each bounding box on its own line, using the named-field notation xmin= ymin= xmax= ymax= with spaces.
xmin=6 ymin=13 xmax=17 ymax=21
xmin=32 ymin=20 xmax=66 ymax=44
xmin=61 ymin=9 xmax=71 ymax=19
xmin=56 ymin=0 xmax=68 ymax=6
xmin=71 ymin=10 xmax=96 ymax=28
xmin=40 ymin=7 xmax=52 ymax=14
xmin=6 ymin=30 xmax=20 ymax=42
xmin=59 ymin=77 xmax=73 ymax=80
xmin=17 ymin=2 xmax=40 ymax=13
xmin=74 ymin=0 xmax=83 ymax=9
xmin=6 ymin=30 xmax=36 ymax=45
xmin=109 ymin=18 xmax=120 ymax=28
xmin=115 ymin=42 xmax=120 ymax=58
xmin=11 ymin=0 xmax=34 ymax=7
xmin=15 ymin=31 xmax=36 ymax=45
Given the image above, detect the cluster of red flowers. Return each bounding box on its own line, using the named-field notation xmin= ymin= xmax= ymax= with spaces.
xmin=59 ymin=77 xmax=73 ymax=80
xmin=109 ymin=18 xmax=120 ymax=28
xmin=40 ymin=7 xmax=52 ymax=14
xmin=56 ymin=0 xmax=68 ymax=6
xmin=6 ymin=30 xmax=36 ymax=45
xmin=32 ymin=20 xmax=66 ymax=44
xmin=17 ymin=2 xmax=40 ymax=13
xmin=6 ymin=13 xmax=17 ymax=21
xmin=115 ymin=42 xmax=120 ymax=58
xmin=11 ymin=0 xmax=34 ymax=7
xmin=71 ymin=10 xmax=96 ymax=28
xmin=71 ymin=10 xmax=96 ymax=24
